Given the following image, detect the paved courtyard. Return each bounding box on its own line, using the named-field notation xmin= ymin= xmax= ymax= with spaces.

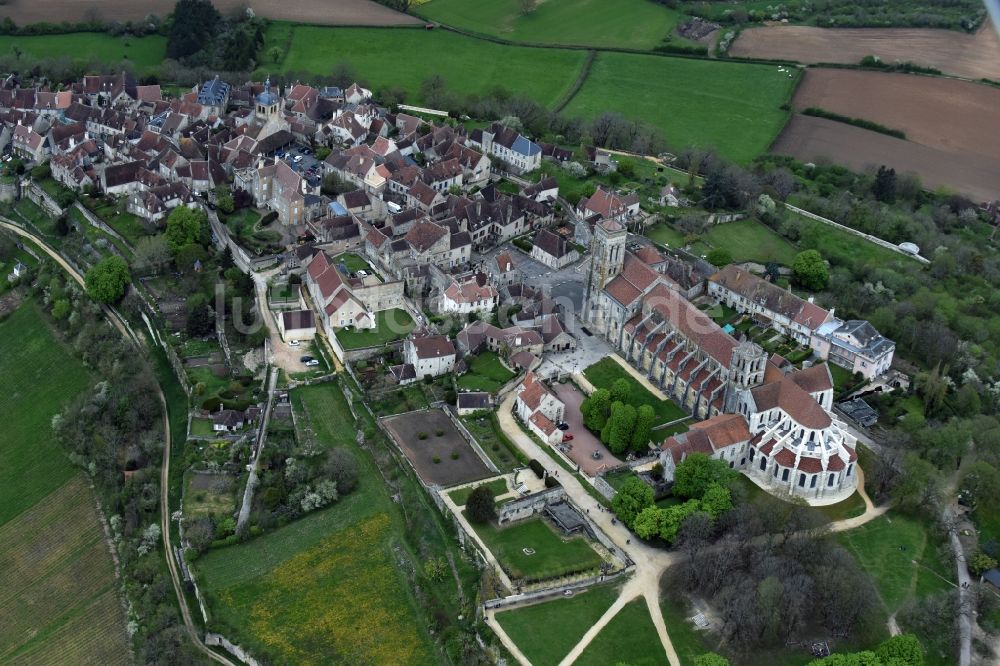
xmin=552 ymin=382 xmax=622 ymax=476
xmin=536 ymin=312 xmax=612 ymax=380
xmin=476 ymin=243 xmax=589 ymax=311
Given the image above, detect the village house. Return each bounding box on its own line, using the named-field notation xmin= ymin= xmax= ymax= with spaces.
xmin=515 ymin=372 xmax=566 ymax=445
xmin=577 ymin=186 xmax=640 ymax=223
xmin=439 ymin=272 xmax=498 ymax=315
xmin=278 ymin=310 xmax=316 ymax=342
xmin=402 ymin=334 xmax=457 ymax=380
xmin=468 ymin=122 xmax=541 ymax=174
xmin=530 ymin=228 xmax=579 ymax=270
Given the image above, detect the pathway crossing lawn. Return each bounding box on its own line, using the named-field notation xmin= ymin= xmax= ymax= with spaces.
xmin=565 ymin=53 xmax=798 ymax=164
xmin=0 ymin=301 xmax=91 ymax=526
xmin=457 ymin=351 xmax=515 ymax=392
xmin=836 ymin=514 xmax=952 ymax=613
xmin=417 ymin=0 xmax=688 ymax=50
xmin=576 ymin=597 xmax=664 ymax=666
xmin=198 ymin=382 xmax=438 ymax=665
xmin=495 ymin=583 xmax=622 ymax=666
xmin=583 ymin=357 xmax=686 ymax=426
xmin=271 ymin=24 xmax=587 ymax=108
xmin=467 ymin=515 xmax=605 ymax=581
xmin=335 ymin=307 xmax=414 ymax=349
xmin=447 ymin=477 xmax=509 ymax=506
xmin=0 ymin=33 xmax=166 ymax=73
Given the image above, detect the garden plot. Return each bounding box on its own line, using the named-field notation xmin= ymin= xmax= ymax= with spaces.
xmin=382 ymin=409 xmax=493 ymax=487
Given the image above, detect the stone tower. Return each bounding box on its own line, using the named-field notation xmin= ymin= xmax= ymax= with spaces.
xmin=584 ymin=219 xmax=627 ymax=325
xmin=724 ymin=339 xmax=768 ymax=413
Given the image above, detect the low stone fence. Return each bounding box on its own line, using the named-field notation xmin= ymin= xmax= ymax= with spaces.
xmin=784 ymin=203 xmax=930 ymax=265
xmin=444 ymin=405 xmax=501 ymax=475
xmin=73 ymin=202 xmax=135 ymax=253
xmin=25 ymin=181 xmax=63 ymax=217
xmin=205 ymin=633 xmax=261 ymax=666
xmin=483 ymin=567 xmax=631 ymax=612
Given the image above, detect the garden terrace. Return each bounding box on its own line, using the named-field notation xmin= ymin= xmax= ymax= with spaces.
xmin=382 ymin=409 xmax=493 ymax=487
xmin=457 ymin=351 xmax=516 ymax=393
xmin=464 ymin=514 xmax=605 ymax=582
xmin=335 ymin=308 xmax=414 ymax=350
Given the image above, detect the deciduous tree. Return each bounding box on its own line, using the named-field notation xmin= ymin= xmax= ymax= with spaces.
xmin=84 ymin=255 xmax=131 ymax=303
xmin=792 ymin=249 xmax=828 ymax=291
xmin=466 ymin=485 xmax=496 ymax=524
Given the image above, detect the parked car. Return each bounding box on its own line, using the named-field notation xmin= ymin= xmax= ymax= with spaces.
xmin=357 ymin=270 xmax=368 ymax=277
xmin=288 ymin=339 xmax=300 ymax=347
xmin=305 ymin=359 xmax=320 ymax=367
xmin=294 ymin=155 xmax=304 ymax=162
xmin=562 ymin=433 xmax=574 ymax=442
xmin=557 ymin=422 xmax=569 ymax=431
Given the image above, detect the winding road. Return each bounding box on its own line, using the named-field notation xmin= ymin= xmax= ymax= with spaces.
xmin=1 ymin=219 xmax=235 ymax=665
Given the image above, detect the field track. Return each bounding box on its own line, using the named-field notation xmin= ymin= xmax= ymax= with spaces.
xmin=772 ymin=114 xmax=1000 ymax=202
xmin=731 ymin=19 xmax=1000 ymax=81
xmin=2 ymin=0 xmax=421 ymax=26
xmin=792 ymin=69 xmax=1000 ymax=162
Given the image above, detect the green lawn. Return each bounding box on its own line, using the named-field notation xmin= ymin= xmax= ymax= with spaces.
xmin=270 ymin=24 xmax=587 ymax=108
xmin=198 ymin=382 xmax=438 ymax=665
xmin=659 ymin=591 xmax=715 ymax=666
xmin=0 ymin=33 xmax=167 ymax=73
xmin=837 ymin=515 xmax=952 ymax=613
xmin=190 ymin=417 xmax=215 ymax=438
xmin=583 ymin=357 xmax=686 ymax=425
xmin=787 ymin=211 xmax=917 ymax=272
xmin=369 ymin=384 xmax=430 ymax=416
xmin=332 ymin=252 xmax=375 ymax=276
xmin=576 ymin=598 xmax=665 ymax=666
xmin=647 ymin=222 xmax=688 ymax=248
xmin=418 ymin=0 xmax=688 ymax=50
xmin=335 ymin=308 xmax=414 ymax=350
xmin=457 ymin=351 xmax=516 ymax=393
xmin=82 ymin=197 xmax=150 ymax=247
xmin=467 ymin=515 xmax=605 ymax=581
xmin=0 ymin=301 xmax=92 ymax=527
xmin=495 ymin=583 xmax=622 ymax=666
xmin=703 ymin=219 xmax=799 ymax=265
xmin=447 ymin=477 xmax=509 ymax=506
xmin=565 ymin=52 xmax=799 ymax=163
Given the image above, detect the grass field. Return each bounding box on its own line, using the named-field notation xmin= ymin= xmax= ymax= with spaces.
xmin=565 ymin=53 xmax=799 ymax=163
xmin=0 ymin=33 xmax=166 ymax=73
xmin=467 ymin=515 xmax=604 ymax=581
xmin=447 ymin=477 xmax=508 ymax=506
xmin=335 ymin=307 xmax=414 ymax=350
xmin=270 ymin=24 xmax=587 ymax=108
xmin=836 ymin=515 xmax=952 ymax=613
xmin=583 ymin=357 xmax=686 ymax=425
xmin=0 ymin=301 xmax=92 ymax=526
xmin=495 ymin=584 xmax=621 ymax=666
xmin=703 ymin=219 xmax=800 ymax=265
xmin=788 ymin=211 xmax=916 ymax=272
xmin=417 ymin=0 xmax=688 ymax=50
xmin=198 ymin=382 xmax=438 ymax=664
xmin=0 ymin=475 xmax=129 ymax=665
xmin=457 ymin=351 xmax=515 ymax=392
xmin=576 ymin=598 xmax=664 ymax=666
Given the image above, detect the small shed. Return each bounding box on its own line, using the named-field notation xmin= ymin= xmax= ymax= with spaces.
xmin=456 ymin=391 xmax=491 ymax=415
xmin=279 ymin=309 xmax=316 ymax=341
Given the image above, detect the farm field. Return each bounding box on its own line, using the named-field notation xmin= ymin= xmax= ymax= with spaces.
xmin=576 ymin=598 xmax=664 ymax=666
xmin=198 ymin=382 xmax=438 ymax=665
xmin=271 ymin=24 xmax=587 ymax=107
xmin=791 ymin=69 xmax=1000 ymax=162
xmin=495 ymin=584 xmax=621 ymax=666
xmin=0 ymin=33 xmax=166 ymax=72
xmin=0 ymin=476 xmax=130 ymax=665
xmin=772 ymin=114 xmax=1000 ymax=202
xmin=0 ymin=301 xmax=92 ymax=525
xmin=0 ymin=0 xmax=420 ymax=26
xmin=417 ymin=0 xmax=688 ymax=50
xmin=468 ymin=515 xmax=605 ymax=581
xmin=730 ymin=20 xmax=1000 ymax=81
xmin=564 ymin=52 xmax=798 ymax=163
xmin=583 ymin=357 xmax=686 ymax=426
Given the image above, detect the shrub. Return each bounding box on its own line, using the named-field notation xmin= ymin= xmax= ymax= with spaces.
xmin=544 ymin=475 xmax=561 ymax=488
xmin=528 ymin=459 xmax=545 ymax=479
xmin=466 ymin=485 xmax=496 ymax=524
xmin=417 ymin=432 xmax=428 ymax=440
xmin=436 ymin=428 xmax=445 ymax=437
xmin=450 ymin=450 xmax=460 ymax=460
xmin=432 ymin=456 xmax=441 ymax=464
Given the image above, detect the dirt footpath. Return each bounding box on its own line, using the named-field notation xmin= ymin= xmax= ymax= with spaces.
xmin=4 ymin=0 xmax=421 ymax=26
xmin=731 ymin=20 xmax=1000 ymax=81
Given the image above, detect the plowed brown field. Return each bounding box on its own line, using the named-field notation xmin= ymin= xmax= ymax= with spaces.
xmin=791 ymin=69 xmax=1000 ymax=161
xmin=2 ymin=0 xmax=421 ymax=26
xmin=772 ymin=114 xmax=1000 ymax=202
xmin=731 ymin=20 xmax=1000 ymax=81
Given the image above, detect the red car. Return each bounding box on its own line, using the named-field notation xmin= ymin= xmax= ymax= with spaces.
xmin=562 ymin=433 xmax=574 ymax=442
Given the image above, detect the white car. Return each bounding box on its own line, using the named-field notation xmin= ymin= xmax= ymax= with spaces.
xmin=288 ymin=339 xmax=300 ymax=347
xmin=357 ymin=270 xmax=368 ymax=277
xmin=305 ymin=359 xmax=320 ymax=367
xmin=294 ymin=155 xmax=304 ymax=162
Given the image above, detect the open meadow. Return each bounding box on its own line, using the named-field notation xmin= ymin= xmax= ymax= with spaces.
xmin=1 ymin=0 xmax=419 ymax=26
xmin=0 ymin=302 xmax=129 ymax=665
xmin=197 ymin=382 xmax=440 ymax=664
xmin=0 ymin=33 xmax=166 ymax=74
xmin=416 ymin=0 xmax=687 ymax=50
xmin=730 ymin=20 xmax=1000 ymax=81
xmin=271 ymin=24 xmax=587 ymax=107
xmin=564 ymin=52 xmax=798 ymax=163
xmin=576 ymin=598 xmax=665 ymax=666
